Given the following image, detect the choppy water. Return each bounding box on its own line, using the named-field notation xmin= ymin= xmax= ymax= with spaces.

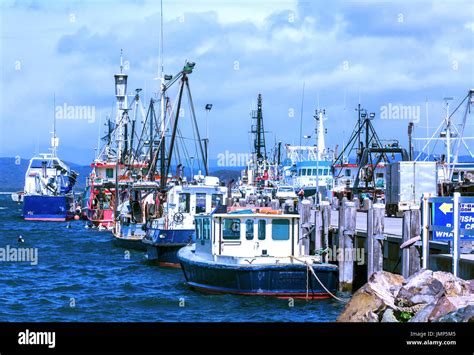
xmin=0 ymin=195 xmax=343 ymax=322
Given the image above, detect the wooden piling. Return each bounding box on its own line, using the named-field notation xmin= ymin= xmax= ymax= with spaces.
xmin=402 ymin=208 xmax=421 ymax=278
xmin=321 ymin=201 xmax=330 ymax=263
xmin=339 ymin=201 xmax=356 ymax=292
xmin=298 ymin=199 xmax=312 ymax=255
xmin=367 ymin=202 xmax=385 ymax=278
xmin=314 ymin=207 xmax=322 ymax=252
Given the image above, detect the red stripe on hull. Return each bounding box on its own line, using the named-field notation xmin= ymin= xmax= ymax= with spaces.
xmin=189 ymin=284 xmax=331 ymax=299
xmin=24 ymin=217 xmax=66 ymax=221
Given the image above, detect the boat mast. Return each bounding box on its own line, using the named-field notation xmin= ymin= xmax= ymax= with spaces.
xmin=159 ymin=0 xmax=167 ymax=189
xmin=114 ymin=49 xmax=128 ymax=164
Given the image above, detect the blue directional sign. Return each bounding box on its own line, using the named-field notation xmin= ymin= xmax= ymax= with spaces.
xmin=431 ymin=197 xmax=474 ymax=241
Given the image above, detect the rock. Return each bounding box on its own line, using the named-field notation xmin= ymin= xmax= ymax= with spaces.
xmin=381 ymin=308 xmax=399 ymax=323
xmin=432 ymin=271 xmax=471 ymax=297
xmin=337 ymin=271 xmax=404 ymax=322
xmin=436 ymin=305 xmax=474 ymax=322
xmin=396 ymin=269 xmax=444 ymax=307
xmin=428 ymin=295 xmax=474 ymax=322
xmin=409 ymin=304 xmax=435 ymax=322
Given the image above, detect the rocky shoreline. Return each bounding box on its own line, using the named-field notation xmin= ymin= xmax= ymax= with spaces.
xmin=337 ymin=269 xmax=474 ymax=322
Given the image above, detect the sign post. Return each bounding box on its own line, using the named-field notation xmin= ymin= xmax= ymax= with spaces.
xmin=453 ymin=192 xmax=460 ymax=277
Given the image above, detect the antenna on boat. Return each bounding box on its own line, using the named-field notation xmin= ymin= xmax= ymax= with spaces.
xmin=51 ymin=93 xmax=59 ymax=157
xmin=298 ymin=82 xmax=305 ymax=147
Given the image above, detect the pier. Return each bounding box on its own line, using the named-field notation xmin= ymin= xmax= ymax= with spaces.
xmin=300 ymin=198 xmax=474 ymax=292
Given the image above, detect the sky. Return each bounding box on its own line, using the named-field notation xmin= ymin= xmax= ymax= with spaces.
xmin=0 ymin=0 xmax=473 ymax=165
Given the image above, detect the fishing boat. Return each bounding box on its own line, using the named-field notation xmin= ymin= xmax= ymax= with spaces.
xmin=82 ymin=51 xmax=149 ymax=229
xmin=282 ymin=110 xmax=334 ymax=201
xmin=178 ymin=210 xmax=338 ymax=298
xmin=113 ymin=181 xmax=159 ymax=250
xmin=22 ymin=151 xmax=78 ymax=221
xmin=142 ymin=175 xmax=227 ymax=266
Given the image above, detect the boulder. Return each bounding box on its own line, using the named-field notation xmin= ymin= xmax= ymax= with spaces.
xmin=436 ymin=305 xmax=474 ymax=322
xmin=337 ymin=271 xmax=404 ymax=322
xmin=428 ymin=295 xmax=473 ymax=322
xmin=396 ymin=269 xmax=444 ymax=307
xmin=432 ymin=271 xmax=471 ymax=297
xmin=381 ymin=308 xmax=398 ymax=323
xmin=409 ymin=304 xmax=435 ymax=323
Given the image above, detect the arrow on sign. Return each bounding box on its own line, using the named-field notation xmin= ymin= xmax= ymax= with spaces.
xmin=439 ymin=203 xmax=453 ymax=215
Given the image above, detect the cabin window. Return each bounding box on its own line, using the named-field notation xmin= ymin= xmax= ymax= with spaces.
xmin=106 ymin=168 xmax=114 ymax=179
xmin=195 ymin=193 xmax=207 ymax=213
xmin=223 ymin=219 xmax=240 ymax=240
xmin=196 ymin=219 xmax=203 ymax=240
xmin=311 ymin=169 xmax=317 ymax=176
xmin=212 ymin=194 xmax=223 ymax=208
xmin=245 ymin=219 xmax=254 ymax=240
xmin=298 ymin=170 xmax=302 ymax=176
xmin=272 ymin=219 xmax=290 ymax=240
xmin=345 ymin=169 xmax=351 ymax=177
xmin=203 ymin=218 xmax=211 ymax=240
xmin=258 ymin=220 xmax=266 ymax=240
xmin=30 ymin=159 xmax=49 ymax=168
xmin=179 ymin=193 xmax=190 ymax=213
xmin=376 ymin=173 xmax=383 ymax=178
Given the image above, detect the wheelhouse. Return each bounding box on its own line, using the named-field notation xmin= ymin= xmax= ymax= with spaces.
xmin=194 ymin=213 xmax=300 ymax=259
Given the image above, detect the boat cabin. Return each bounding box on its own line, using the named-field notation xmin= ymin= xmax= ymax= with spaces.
xmin=24 ymin=154 xmax=74 ymax=195
xmin=194 ymin=212 xmax=300 ymax=260
xmin=149 ymin=178 xmax=227 ymax=231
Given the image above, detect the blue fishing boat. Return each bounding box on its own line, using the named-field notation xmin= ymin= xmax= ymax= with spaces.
xmin=178 ymin=210 xmax=338 ymax=298
xmin=22 ymin=135 xmax=78 ymax=221
xmin=282 ymin=109 xmax=334 ymax=200
xmin=142 ymin=176 xmax=227 ymax=267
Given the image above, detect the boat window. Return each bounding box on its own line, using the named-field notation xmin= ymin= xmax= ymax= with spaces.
xmin=211 ymin=194 xmax=223 ymax=208
xmin=298 ymin=170 xmax=302 ymax=176
xmin=179 ymin=193 xmax=190 ymax=213
xmin=345 ymin=169 xmax=351 ymax=177
xmin=272 ymin=219 xmax=290 ymax=240
xmin=196 ymin=219 xmax=203 ymax=240
xmin=318 ymin=168 xmax=323 ymax=176
xmin=245 ymin=219 xmax=254 ymax=240
xmin=196 ymin=193 xmax=207 ymax=213
xmin=223 ymin=219 xmax=240 ymax=240
xmin=310 ymin=169 xmax=315 ymax=176
xmin=301 ymin=169 xmax=307 ymax=176
xmin=258 ymin=220 xmax=266 ymax=240
xmin=203 ymin=218 xmax=211 ymax=240
xmin=30 ymin=159 xmax=50 ymax=169
xmin=106 ymin=168 xmax=114 ymax=179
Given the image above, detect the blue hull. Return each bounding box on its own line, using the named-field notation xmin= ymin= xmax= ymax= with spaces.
xmin=178 ymin=246 xmax=338 ymax=299
xmin=23 ymin=195 xmax=74 ymax=221
xmin=142 ymin=228 xmax=195 ymax=267
xmin=113 ymin=237 xmax=147 ymax=251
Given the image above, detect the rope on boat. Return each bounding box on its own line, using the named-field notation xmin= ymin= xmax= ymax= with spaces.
xmin=291 ymin=256 xmax=348 ymax=303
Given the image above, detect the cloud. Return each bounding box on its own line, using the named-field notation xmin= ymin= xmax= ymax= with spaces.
xmin=1 ymin=0 xmax=473 ymax=165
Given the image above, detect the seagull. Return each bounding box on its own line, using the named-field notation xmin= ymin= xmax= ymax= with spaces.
xmin=18 ymin=235 xmax=25 ymax=243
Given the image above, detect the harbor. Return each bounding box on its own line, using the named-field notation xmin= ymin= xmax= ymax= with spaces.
xmin=1 ymin=0 xmax=474 ymax=352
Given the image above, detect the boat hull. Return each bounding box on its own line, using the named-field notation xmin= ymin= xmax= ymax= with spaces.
xmin=23 ymin=195 xmax=74 ymax=221
xmin=113 ymin=236 xmax=147 ymax=251
xmin=143 ymin=228 xmax=195 ymax=267
xmin=178 ymin=246 xmax=338 ymax=299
